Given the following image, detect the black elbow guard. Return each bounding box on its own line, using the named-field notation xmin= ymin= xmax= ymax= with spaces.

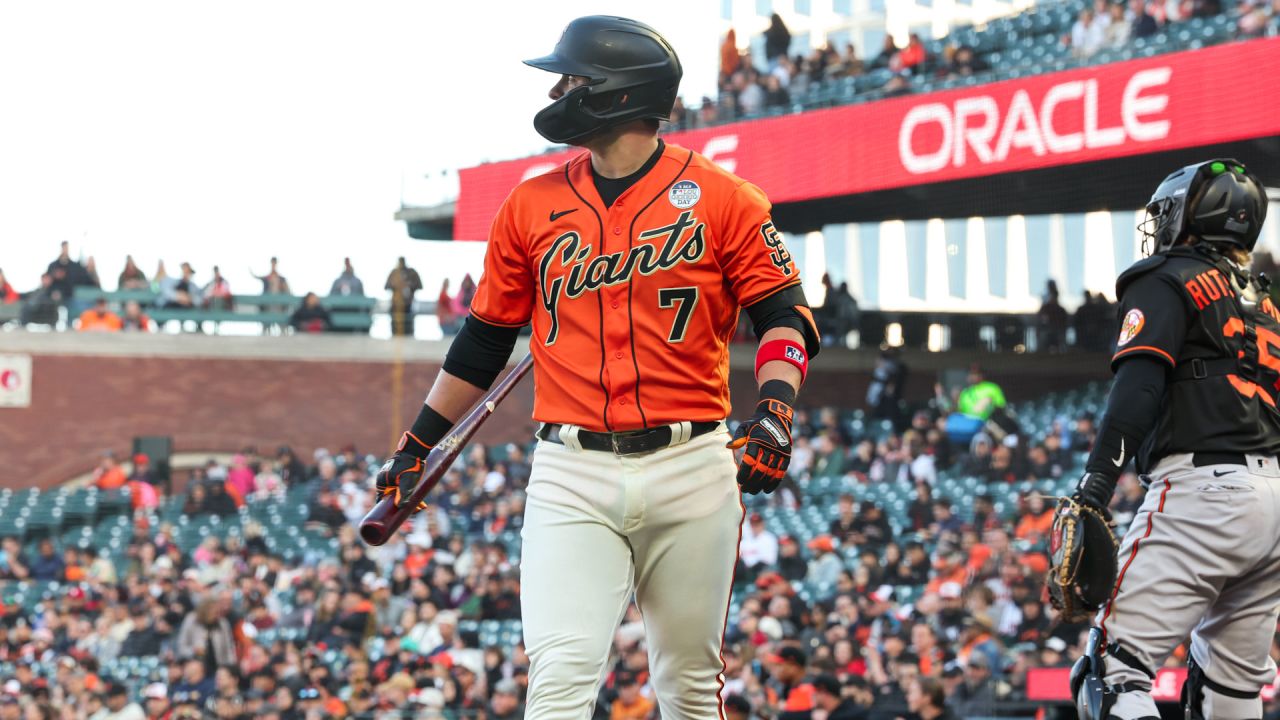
xmin=442 ymin=315 xmax=521 ymax=389
xmin=744 ymin=284 xmax=821 ymax=357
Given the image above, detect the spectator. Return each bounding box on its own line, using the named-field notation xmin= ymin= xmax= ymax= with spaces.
xmin=906 ymin=676 xmax=955 ymax=719
xmin=30 ymin=539 xmax=65 ymax=581
xmin=78 ymin=298 xmax=123 ymax=332
xmin=739 ymin=513 xmax=779 ymax=582
xmin=947 ymin=45 xmax=989 ymax=77
xmin=609 ymin=670 xmax=652 ymax=720
xmin=1069 ymin=8 xmax=1108 ymax=58
xmin=128 ymin=453 xmax=157 ymax=485
xmin=734 ymin=69 xmax=765 ymax=116
xmin=1189 ymin=0 xmax=1223 ymax=16
xmin=1104 ymin=2 xmax=1131 ymax=45
xmin=720 ymin=29 xmax=741 ymax=83
xmin=767 ymin=646 xmax=814 ymax=719
xmin=202 ymin=266 xmax=233 ymax=311
xmin=872 ymin=35 xmax=899 ymax=69
xmin=386 ymin=256 xmax=423 ymax=337
xmin=1037 ymin=280 xmax=1068 ymax=352
xmin=170 ymin=658 xmax=216 ymax=709
xmin=945 ymin=367 xmax=1006 ymax=445
xmin=289 ymin=292 xmax=332 ymax=333
xmin=763 ymin=74 xmax=790 ymax=109
xmin=1014 ymin=494 xmax=1055 ymax=545
xmin=777 ymin=536 xmax=808 ymax=582
xmin=176 ymin=599 xmax=237 ymax=670
xmin=19 ymin=273 xmax=61 ymax=327
xmin=329 ymin=257 xmax=365 ymax=297
xmin=203 ymin=482 xmax=239 ymax=516
xmin=810 ymin=674 xmax=865 ymax=719
xmin=1070 ymin=412 xmax=1098 ymax=451
xmin=866 ymin=348 xmax=908 ymax=428
xmin=948 ymin=651 xmax=999 ymax=716
xmin=0 ymin=269 xmax=17 ymax=304
xmin=93 ymin=451 xmax=128 ymax=490
xmin=763 ymin=13 xmax=792 ymax=66
xmin=437 ymin=279 xmax=461 ymax=335
xmin=851 ymin=502 xmax=893 ymax=552
xmin=141 ymin=683 xmax=169 ymax=720
xmin=47 ymin=241 xmax=95 ymax=311
xmin=98 ymin=682 xmax=145 ymax=720
xmin=1094 ymin=0 xmax=1115 ymax=31
xmin=491 ymin=678 xmax=523 ymax=719
xmin=117 ymin=255 xmax=148 ymax=290
xmin=455 ymin=273 xmax=477 ymax=316
xmin=896 ymin=33 xmax=927 ymax=73
xmin=1130 ymin=0 xmax=1161 ymax=37
xmin=158 ymin=263 xmax=201 ymax=310
xmin=254 ymin=256 xmax=290 ymax=296
xmin=120 ymin=301 xmax=152 ymax=332
xmin=150 ymin=260 xmax=168 ymax=292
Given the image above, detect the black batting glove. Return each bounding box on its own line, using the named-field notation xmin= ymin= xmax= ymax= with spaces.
xmin=1072 ymin=472 xmax=1116 ymax=513
xmin=727 ymin=398 xmax=794 ymax=495
xmin=374 ymin=431 xmax=433 ymax=512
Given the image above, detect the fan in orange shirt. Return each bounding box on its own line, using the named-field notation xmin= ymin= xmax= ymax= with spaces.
xmin=609 ymin=671 xmax=653 ymax=720
xmin=1013 ymin=493 xmax=1055 ymax=545
xmin=93 ymin=452 xmax=128 ymax=490
xmin=78 ymin=298 xmax=123 ymax=332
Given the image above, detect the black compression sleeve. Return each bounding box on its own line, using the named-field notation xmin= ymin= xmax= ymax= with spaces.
xmin=1084 ymin=356 xmax=1168 ymax=482
xmin=744 ymin=285 xmax=820 ymax=357
xmin=408 ymin=405 xmax=454 ymax=449
xmin=442 ymin=315 xmax=521 ymax=390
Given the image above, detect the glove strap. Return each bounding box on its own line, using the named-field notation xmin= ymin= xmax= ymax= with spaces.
xmin=397 ymin=431 xmax=433 ymax=459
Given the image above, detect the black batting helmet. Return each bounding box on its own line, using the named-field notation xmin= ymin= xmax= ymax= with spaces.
xmin=524 ymin=16 xmax=682 ymax=145
xmin=1140 ymin=158 xmax=1269 ymax=255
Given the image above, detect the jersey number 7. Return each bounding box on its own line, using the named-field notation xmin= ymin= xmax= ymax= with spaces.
xmin=658 ymin=287 xmax=699 ymax=343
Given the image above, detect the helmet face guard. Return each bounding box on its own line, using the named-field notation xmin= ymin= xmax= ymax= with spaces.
xmin=1140 ymin=158 xmax=1268 ymax=256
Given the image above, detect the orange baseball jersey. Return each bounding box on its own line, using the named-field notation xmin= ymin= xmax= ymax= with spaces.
xmin=469 ymin=142 xmax=802 ymax=432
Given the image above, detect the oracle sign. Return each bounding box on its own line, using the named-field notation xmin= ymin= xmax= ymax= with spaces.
xmin=898 ymin=68 xmax=1171 ymax=174
xmin=453 ymin=38 xmax=1280 ymax=240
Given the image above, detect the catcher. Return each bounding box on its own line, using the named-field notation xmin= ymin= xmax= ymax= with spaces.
xmin=1049 ymin=159 xmax=1275 ymax=720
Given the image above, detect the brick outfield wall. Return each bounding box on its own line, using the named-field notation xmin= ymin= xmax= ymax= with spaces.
xmin=0 ymin=348 xmax=1110 ymax=490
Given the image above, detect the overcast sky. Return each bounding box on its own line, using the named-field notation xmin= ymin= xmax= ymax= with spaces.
xmin=0 ymin=1 xmax=720 ymax=300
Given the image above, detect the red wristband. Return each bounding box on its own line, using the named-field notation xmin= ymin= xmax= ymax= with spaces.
xmin=755 ymin=339 xmax=808 ymax=382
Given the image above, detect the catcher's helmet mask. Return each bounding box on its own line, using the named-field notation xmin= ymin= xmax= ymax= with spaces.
xmin=525 ymin=16 xmax=683 ymax=145
xmin=1140 ymin=158 xmax=1268 ymax=257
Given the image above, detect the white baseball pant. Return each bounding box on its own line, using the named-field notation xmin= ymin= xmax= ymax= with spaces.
xmin=519 ymin=425 xmax=743 ymax=720
xmin=1097 ymin=452 xmax=1280 ymax=719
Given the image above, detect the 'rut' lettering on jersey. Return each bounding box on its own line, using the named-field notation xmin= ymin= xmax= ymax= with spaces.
xmin=539 ymin=211 xmax=707 ymax=345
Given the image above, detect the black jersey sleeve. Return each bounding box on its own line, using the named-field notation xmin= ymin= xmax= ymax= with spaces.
xmin=1110 ymin=273 xmax=1191 ymax=371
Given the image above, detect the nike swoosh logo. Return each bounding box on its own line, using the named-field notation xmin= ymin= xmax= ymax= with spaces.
xmin=1213 ymin=469 xmax=1236 ymax=477
xmin=1111 ymin=438 xmax=1125 ymax=467
xmin=549 ymin=208 xmax=578 ymax=222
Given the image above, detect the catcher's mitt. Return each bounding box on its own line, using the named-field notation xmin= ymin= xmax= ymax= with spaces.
xmin=1046 ymin=496 xmax=1119 ymax=622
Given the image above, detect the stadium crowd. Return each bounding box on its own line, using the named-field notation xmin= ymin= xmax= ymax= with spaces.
xmin=689 ymin=0 xmax=1271 ymax=129
xmin=0 ymin=242 xmax=473 ymax=338
xmin=6 ymin=376 xmax=1263 ymax=720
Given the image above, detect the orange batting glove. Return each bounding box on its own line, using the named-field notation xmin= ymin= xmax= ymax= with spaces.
xmin=374 ymin=431 xmax=433 ymax=512
xmin=727 ymin=398 xmax=794 ymax=495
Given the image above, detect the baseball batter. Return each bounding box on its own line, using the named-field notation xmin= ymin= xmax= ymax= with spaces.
xmin=373 ymin=16 xmax=819 ymax=719
xmin=1069 ymin=159 xmax=1274 ymax=720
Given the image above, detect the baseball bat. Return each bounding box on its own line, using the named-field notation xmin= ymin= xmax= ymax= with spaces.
xmin=359 ymin=353 xmax=534 ymax=546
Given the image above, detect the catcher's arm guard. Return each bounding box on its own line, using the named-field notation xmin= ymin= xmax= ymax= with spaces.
xmin=1047 ymin=496 xmax=1120 ymax=622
